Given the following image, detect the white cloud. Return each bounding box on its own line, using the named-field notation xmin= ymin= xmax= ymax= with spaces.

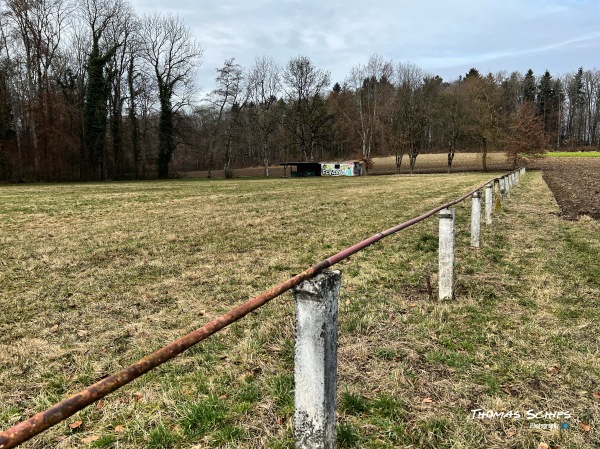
xmin=130 ymin=0 xmax=600 ymax=90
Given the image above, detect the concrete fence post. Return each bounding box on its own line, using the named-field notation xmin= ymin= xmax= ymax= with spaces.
xmin=293 ymin=270 xmax=341 ymax=449
xmin=485 ymin=184 xmax=493 ymax=225
xmin=494 ymin=180 xmax=502 ymax=211
xmin=505 ymin=175 xmax=511 ymax=196
xmin=499 ymin=177 xmax=506 ymax=198
xmin=439 ymin=208 xmax=455 ymax=300
xmin=471 ymin=191 xmax=482 ymax=248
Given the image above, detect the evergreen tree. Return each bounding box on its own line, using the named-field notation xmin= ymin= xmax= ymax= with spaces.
xmin=537 ymin=70 xmax=558 ymax=137
xmin=567 ymin=67 xmax=585 ymax=146
xmin=523 ymin=69 xmax=536 ymax=103
xmin=464 ymin=68 xmax=481 ymax=80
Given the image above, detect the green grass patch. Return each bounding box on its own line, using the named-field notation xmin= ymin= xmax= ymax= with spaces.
xmin=546 ymin=151 xmax=600 ymax=157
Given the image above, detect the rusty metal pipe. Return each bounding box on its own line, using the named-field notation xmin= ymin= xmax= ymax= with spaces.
xmin=0 ymin=267 xmax=321 ymax=449
xmin=0 ymin=176 xmax=501 ymax=449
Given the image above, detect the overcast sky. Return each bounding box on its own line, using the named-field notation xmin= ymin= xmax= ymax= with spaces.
xmin=130 ymin=0 xmax=600 ymax=92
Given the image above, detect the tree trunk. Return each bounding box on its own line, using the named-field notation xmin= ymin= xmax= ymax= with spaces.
xmin=395 ymin=150 xmax=403 ymax=174
xmin=263 ymin=142 xmax=269 ymax=177
xmin=207 ymin=151 xmax=214 ymax=178
xmin=127 ymin=58 xmax=141 ymax=179
xmin=111 ymin=98 xmax=122 ymax=180
xmin=481 ymin=140 xmax=488 ymax=172
xmin=157 ymin=93 xmax=174 ymax=179
xmin=224 ymin=133 xmax=233 ymax=178
xmin=447 ymin=146 xmax=455 ymax=173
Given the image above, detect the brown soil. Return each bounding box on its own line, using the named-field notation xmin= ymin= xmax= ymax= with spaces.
xmin=533 ymin=157 xmax=600 ymax=220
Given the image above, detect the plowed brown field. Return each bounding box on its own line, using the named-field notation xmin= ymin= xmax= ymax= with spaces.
xmin=534 ymin=157 xmax=600 ymax=220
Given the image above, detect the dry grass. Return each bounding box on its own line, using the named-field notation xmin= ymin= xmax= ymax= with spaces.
xmin=0 ymin=171 xmax=598 ymax=448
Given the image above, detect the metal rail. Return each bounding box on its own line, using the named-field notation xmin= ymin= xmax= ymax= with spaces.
xmin=0 ymin=175 xmax=504 ymax=449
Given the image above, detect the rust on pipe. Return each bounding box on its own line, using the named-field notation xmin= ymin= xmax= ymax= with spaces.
xmin=0 ymin=267 xmax=322 ymax=449
xmin=0 ymin=175 xmax=503 ymax=449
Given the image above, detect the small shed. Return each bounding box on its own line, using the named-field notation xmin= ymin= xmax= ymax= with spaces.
xmin=320 ymin=161 xmax=364 ymax=177
xmin=280 ymin=162 xmax=322 ymax=177
xmin=280 ymin=160 xmax=365 ymax=178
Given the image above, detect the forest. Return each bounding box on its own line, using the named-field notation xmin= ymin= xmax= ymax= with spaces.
xmin=1 ymin=0 xmax=599 ymax=182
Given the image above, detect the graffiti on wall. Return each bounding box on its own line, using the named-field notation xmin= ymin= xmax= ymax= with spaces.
xmin=321 ymin=162 xmax=357 ymax=176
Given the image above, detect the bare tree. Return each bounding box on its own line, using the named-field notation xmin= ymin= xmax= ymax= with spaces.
xmin=503 ymin=102 xmax=548 ymax=167
xmin=283 ymin=55 xmax=331 ymax=161
xmin=247 ymin=56 xmax=280 ymax=176
xmin=394 ymin=62 xmax=426 ymax=174
xmin=347 ymin=54 xmax=394 ymax=168
xmin=438 ymin=82 xmax=463 ymax=173
xmin=104 ymin=6 xmax=137 ymax=179
xmin=5 ymin=0 xmax=74 ymax=179
xmin=81 ymin=0 xmax=127 ymax=180
xmin=583 ymin=69 xmax=600 ymax=146
xmin=203 ymin=58 xmax=245 ymax=177
xmin=462 ymin=71 xmax=502 ymax=171
xmin=139 ymin=12 xmax=202 ymax=178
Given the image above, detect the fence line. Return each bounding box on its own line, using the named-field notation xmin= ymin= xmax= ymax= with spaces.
xmin=0 ymin=169 xmax=526 ymax=449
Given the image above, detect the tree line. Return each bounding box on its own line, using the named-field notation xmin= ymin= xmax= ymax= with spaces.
xmin=0 ymin=1 xmax=599 ymax=182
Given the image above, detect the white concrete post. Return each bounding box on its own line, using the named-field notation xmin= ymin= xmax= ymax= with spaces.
xmin=494 ymin=180 xmax=502 ymax=211
xmin=439 ymin=208 xmax=455 ymax=300
xmin=471 ymin=191 xmax=482 ymax=248
xmin=499 ymin=177 xmax=506 ymax=198
xmin=485 ymin=184 xmax=493 ymax=225
xmin=293 ymin=270 xmax=341 ymax=449
xmin=505 ymin=175 xmax=511 ymax=196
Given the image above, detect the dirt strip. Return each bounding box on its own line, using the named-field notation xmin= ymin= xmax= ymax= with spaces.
xmin=532 ymin=157 xmax=600 ymax=220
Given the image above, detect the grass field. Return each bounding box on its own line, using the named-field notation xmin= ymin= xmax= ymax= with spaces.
xmin=545 ymin=151 xmax=600 ymax=157
xmin=1 ymin=172 xmax=599 ymax=448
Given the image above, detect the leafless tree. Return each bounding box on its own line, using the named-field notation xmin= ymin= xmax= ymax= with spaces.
xmin=347 ymin=54 xmax=394 ymax=167
xmin=395 ymin=61 xmax=426 ymax=173
xmin=4 ymin=0 xmax=74 ymax=179
xmin=205 ymin=58 xmax=247 ymax=177
xmin=283 ymin=55 xmax=330 ymax=161
xmin=104 ymin=5 xmax=137 ymax=179
xmin=80 ymin=0 xmax=128 ymax=180
xmin=139 ymin=12 xmax=202 ymax=178
xmin=246 ymin=56 xmax=280 ymax=176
